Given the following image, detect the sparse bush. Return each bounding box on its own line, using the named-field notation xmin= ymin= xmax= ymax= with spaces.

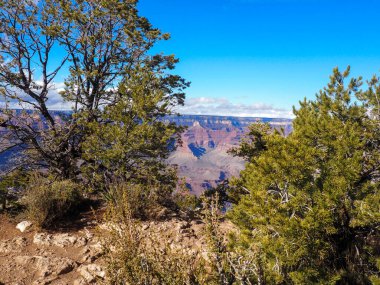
xmin=201 ymin=194 xmax=236 ymax=284
xmin=104 ymin=186 xmax=208 ymax=285
xmin=22 ymin=174 xmax=82 ymax=228
xmin=105 ymin=218 xmax=207 ymax=285
xmin=172 ymin=185 xmax=202 ymax=218
xmin=105 ymin=182 xmax=169 ymax=220
xmin=103 ymin=185 xmax=263 ymax=284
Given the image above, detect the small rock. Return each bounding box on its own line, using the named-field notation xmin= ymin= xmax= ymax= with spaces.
xmin=81 ymin=228 xmax=94 ymax=240
xmin=75 ymin=236 xmax=88 ymax=247
xmin=0 ymin=237 xmax=27 ymax=253
xmin=14 ymin=237 xmax=28 ymax=246
xmin=33 ymin=233 xmax=87 ymax=248
xmin=52 ymin=233 xmax=78 ymax=248
xmin=33 ymin=233 xmax=52 ymax=246
xmin=78 ymin=264 xmax=105 ymax=283
xmin=15 ymin=255 xmax=76 ymax=277
xmin=16 ymin=221 xmax=33 ymax=233
xmin=89 ymin=242 xmax=103 ymax=253
xmin=80 ymin=242 xmax=104 ymax=263
xmin=81 ymin=246 xmax=91 ymax=255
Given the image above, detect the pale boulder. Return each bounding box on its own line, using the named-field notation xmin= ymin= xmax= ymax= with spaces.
xmin=16 ymin=221 xmax=33 ymax=233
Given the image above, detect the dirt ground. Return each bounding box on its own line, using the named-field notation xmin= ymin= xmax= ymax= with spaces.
xmin=0 ymin=206 xmax=235 ymax=285
xmin=0 ymin=211 xmax=105 ymax=285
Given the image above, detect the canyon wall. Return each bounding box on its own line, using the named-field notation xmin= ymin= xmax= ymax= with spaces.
xmin=165 ymin=115 xmax=293 ymax=195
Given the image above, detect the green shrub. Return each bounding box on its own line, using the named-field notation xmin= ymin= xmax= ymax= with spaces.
xmin=23 ymin=174 xmax=82 ymax=228
xmin=227 ymin=68 xmax=380 ymax=284
xmin=172 ymin=187 xmax=201 ymax=218
xmin=0 ymin=189 xmax=6 ymax=211
xmin=0 ymin=169 xmax=30 ymax=211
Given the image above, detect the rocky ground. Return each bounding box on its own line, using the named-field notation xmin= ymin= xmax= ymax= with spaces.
xmin=0 ymin=211 xmax=231 ymax=285
xmin=0 ymin=214 xmax=105 ymax=285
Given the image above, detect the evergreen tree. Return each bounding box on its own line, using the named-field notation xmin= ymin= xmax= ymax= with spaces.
xmin=80 ymin=66 xmax=182 ymax=195
xmin=0 ymin=0 xmax=187 ymax=180
xmin=228 ymin=67 xmax=380 ymax=284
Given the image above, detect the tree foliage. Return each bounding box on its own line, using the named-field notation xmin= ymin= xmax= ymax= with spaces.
xmin=228 ymin=67 xmax=380 ymax=284
xmin=0 ymin=169 xmax=29 ymax=210
xmin=80 ymin=67 xmax=182 ymax=192
xmin=0 ymin=0 xmax=187 ymax=185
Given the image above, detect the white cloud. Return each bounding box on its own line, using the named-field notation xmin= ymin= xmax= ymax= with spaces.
xmin=177 ymin=97 xmax=294 ymax=118
xmin=0 ymin=82 xmax=293 ymax=119
xmin=0 ymin=81 xmax=74 ymax=110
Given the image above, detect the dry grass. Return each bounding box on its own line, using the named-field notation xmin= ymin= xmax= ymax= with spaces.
xmin=22 ymin=174 xmax=82 ymax=228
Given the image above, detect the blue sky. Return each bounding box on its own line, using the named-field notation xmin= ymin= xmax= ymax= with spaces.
xmin=137 ymin=0 xmax=380 ymax=118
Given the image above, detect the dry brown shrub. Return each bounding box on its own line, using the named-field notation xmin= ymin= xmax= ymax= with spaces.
xmin=22 ymin=174 xmax=82 ymax=228
xmin=106 ymin=182 xmax=173 ymax=220
xmin=103 ymin=183 xmax=209 ymax=285
xmin=103 ymin=186 xmax=259 ymax=284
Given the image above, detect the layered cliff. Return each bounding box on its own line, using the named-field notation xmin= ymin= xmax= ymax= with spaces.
xmin=165 ymin=115 xmax=293 ymax=195
xmin=0 ymin=113 xmax=292 ymax=194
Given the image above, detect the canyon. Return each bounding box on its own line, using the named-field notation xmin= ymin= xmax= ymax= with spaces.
xmin=0 ymin=113 xmax=293 ymax=195
xmin=165 ymin=115 xmax=293 ymax=195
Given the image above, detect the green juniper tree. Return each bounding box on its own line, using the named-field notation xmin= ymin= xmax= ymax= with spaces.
xmin=80 ymin=66 xmax=183 ymax=201
xmin=228 ymin=67 xmax=380 ymax=284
